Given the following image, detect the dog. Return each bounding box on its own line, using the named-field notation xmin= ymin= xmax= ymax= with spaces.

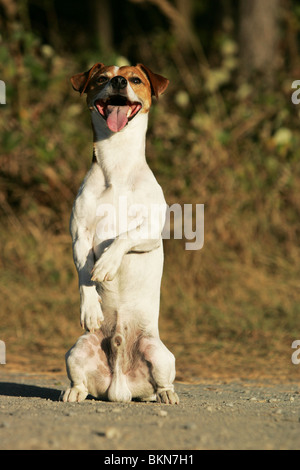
xmin=61 ymin=63 xmax=179 ymax=404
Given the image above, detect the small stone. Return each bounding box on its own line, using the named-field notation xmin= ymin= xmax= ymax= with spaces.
xmin=112 ymin=407 xmax=122 ymax=413
xmin=105 ymin=426 xmax=120 ymax=439
xmin=183 ymin=422 xmax=197 ymax=430
xmin=158 ymin=410 xmax=168 ymax=417
xmin=96 ymin=408 xmax=105 ymax=413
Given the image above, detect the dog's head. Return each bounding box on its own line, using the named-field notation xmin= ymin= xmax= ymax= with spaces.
xmin=71 ymin=63 xmax=169 ymax=133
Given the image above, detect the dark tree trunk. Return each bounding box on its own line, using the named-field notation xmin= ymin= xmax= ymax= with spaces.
xmin=239 ymin=0 xmax=281 ymax=82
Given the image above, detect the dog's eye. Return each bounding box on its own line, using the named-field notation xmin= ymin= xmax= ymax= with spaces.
xmin=97 ymin=76 xmax=109 ymax=85
xmin=130 ymin=77 xmax=142 ymax=85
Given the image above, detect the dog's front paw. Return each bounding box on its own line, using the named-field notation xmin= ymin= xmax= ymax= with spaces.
xmin=80 ymin=299 xmax=104 ymax=332
xmin=91 ymin=246 xmax=122 ymax=282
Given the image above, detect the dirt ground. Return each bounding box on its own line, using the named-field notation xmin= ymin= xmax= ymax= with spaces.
xmin=0 ymin=368 xmax=299 ymax=451
xmin=1 ymin=327 xmax=299 ymax=451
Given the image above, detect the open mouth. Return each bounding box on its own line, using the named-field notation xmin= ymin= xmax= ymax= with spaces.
xmin=94 ymin=95 xmax=142 ymax=132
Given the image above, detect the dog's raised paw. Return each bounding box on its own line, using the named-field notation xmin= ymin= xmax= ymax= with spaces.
xmin=91 ymin=247 xmax=122 ymax=282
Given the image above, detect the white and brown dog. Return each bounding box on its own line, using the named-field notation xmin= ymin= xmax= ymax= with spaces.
xmin=62 ymin=63 xmax=179 ymax=404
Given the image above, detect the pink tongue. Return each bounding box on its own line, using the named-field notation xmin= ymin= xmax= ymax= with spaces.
xmin=106 ymin=105 xmax=130 ymax=132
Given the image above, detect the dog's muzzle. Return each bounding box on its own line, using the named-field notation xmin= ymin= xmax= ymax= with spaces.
xmin=94 ymin=76 xmax=142 ymax=133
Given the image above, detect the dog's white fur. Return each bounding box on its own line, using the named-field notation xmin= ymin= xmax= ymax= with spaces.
xmin=62 ymin=63 xmax=178 ymax=404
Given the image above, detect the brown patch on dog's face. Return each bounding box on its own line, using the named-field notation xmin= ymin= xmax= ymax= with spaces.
xmin=114 ymin=65 xmax=153 ymax=113
xmin=71 ymin=63 xmax=169 ymax=110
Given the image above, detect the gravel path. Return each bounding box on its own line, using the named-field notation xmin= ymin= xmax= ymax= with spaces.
xmin=0 ymin=371 xmax=299 ymax=450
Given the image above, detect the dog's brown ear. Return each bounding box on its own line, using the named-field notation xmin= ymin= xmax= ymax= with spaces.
xmin=137 ymin=64 xmax=169 ymax=98
xmin=71 ymin=63 xmax=105 ymax=95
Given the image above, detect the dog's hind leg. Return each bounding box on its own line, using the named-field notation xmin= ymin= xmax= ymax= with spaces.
xmin=140 ymin=337 xmax=179 ymax=404
xmin=62 ymin=344 xmax=89 ymax=402
xmin=61 ymin=331 xmax=111 ymax=402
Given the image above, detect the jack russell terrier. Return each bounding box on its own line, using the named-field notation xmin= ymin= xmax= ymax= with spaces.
xmin=61 ymin=63 xmax=179 ymax=404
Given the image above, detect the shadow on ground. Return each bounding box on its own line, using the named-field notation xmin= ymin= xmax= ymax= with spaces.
xmin=0 ymin=382 xmax=61 ymax=401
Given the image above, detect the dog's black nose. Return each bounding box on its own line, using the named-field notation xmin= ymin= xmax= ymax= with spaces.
xmin=111 ymin=75 xmax=127 ymax=90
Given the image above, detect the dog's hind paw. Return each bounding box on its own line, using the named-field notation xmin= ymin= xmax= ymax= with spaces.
xmin=157 ymin=389 xmax=179 ymax=405
xmin=60 ymin=385 xmax=88 ymax=403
